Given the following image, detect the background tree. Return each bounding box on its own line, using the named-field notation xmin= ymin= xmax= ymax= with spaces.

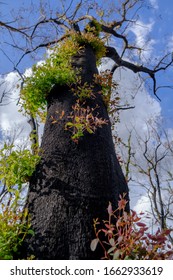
xmin=0 ymin=0 xmax=173 ymax=259
xmin=117 ymin=122 xmax=173 ymax=243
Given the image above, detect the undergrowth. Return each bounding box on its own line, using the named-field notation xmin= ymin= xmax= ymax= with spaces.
xmin=91 ymin=195 xmax=173 ymax=260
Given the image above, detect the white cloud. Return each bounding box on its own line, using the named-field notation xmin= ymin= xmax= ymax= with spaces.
xmin=132 ymin=194 xmax=159 ymax=231
xmin=0 ymin=72 xmax=30 ymax=143
xmin=167 ymin=34 xmax=173 ymax=51
xmin=109 ymin=66 xmax=162 ymax=212
xmin=128 ymin=20 xmax=155 ymax=61
xmin=133 ymin=194 xmax=151 ymax=214
xmin=0 ymin=65 xmax=46 ymax=146
xmin=114 ymin=67 xmax=161 ymax=137
xmin=149 ymin=0 xmax=159 ymax=9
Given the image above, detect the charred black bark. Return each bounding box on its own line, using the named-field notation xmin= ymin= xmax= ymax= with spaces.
xmin=20 ymin=45 xmax=129 ymax=260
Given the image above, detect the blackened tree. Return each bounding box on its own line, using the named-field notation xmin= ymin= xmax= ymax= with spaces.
xmin=19 ymin=28 xmax=130 ymax=260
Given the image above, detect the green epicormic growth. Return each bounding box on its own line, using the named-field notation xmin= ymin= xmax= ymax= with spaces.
xmin=0 ymin=143 xmax=40 ymax=190
xmin=20 ymin=38 xmax=80 ymax=119
xmin=0 ymin=207 xmax=33 ymax=260
xmin=20 ymin=30 xmax=106 ymax=119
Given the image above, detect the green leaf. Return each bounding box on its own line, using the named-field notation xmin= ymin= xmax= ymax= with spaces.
xmin=27 ymin=229 xmax=35 ymax=236
xmin=65 ymin=122 xmax=74 ymax=128
xmin=113 ymin=249 xmax=121 ymax=260
xmin=109 ymin=238 xmax=115 ymax=247
xmin=86 ymin=127 xmax=94 ymax=134
xmin=90 ymin=238 xmax=99 ymax=251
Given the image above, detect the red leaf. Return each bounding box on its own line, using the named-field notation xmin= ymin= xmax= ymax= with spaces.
xmin=105 ymin=223 xmax=111 ymax=229
xmin=136 ymin=222 xmax=147 ymax=227
xmin=155 ymin=228 xmax=161 ymax=235
xmin=163 ymin=229 xmax=172 ymax=235
xmin=147 ymin=233 xmax=157 ymax=241
xmin=141 ymin=236 xmax=147 ymax=240
xmin=118 ymin=198 xmax=127 ymax=210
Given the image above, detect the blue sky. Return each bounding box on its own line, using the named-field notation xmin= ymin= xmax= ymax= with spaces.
xmin=0 ymin=0 xmax=173 ymax=127
xmin=140 ymin=0 xmax=173 ymax=126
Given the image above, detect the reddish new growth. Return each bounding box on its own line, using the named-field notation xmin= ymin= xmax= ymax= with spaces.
xmin=91 ymin=195 xmax=173 ymax=260
xmin=65 ymin=101 xmax=108 ymax=143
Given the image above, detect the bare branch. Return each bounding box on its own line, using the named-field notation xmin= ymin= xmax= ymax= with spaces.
xmin=0 ymin=20 xmax=29 ymax=37
xmin=105 ymin=46 xmax=173 ymax=100
xmin=16 ymin=33 xmax=69 ymax=67
xmin=30 ymin=18 xmax=70 ymax=39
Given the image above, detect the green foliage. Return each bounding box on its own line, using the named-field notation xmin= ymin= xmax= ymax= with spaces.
xmin=71 ymin=79 xmax=95 ymax=102
xmin=91 ymin=195 xmax=173 ymax=260
xmin=0 ymin=206 xmax=33 ymax=260
xmin=74 ymin=31 xmax=106 ymax=62
xmin=20 ymin=30 xmax=106 ymax=119
xmin=0 ymin=143 xmax=37 ymax=259
xmin=85 ymin=20 xmax=102 ymax=37
xmin=0 ymin=143 xmax=40 ymax=190
xmin=20 ymin=38 xmax=80 ymax=118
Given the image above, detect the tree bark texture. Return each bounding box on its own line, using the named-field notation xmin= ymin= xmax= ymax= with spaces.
xmin=21 ymin=45 xmax=129 ymax=260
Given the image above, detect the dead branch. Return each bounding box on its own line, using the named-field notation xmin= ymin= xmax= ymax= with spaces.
xmin=105 ymin=46 xmax=173 ymax=99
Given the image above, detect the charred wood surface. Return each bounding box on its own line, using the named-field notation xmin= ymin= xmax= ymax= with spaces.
xmin=21 ymin=45 xmax=129 ymax=260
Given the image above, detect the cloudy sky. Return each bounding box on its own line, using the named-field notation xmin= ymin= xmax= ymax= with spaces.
xmin=0 ymin=0 xmax=173 ymax=219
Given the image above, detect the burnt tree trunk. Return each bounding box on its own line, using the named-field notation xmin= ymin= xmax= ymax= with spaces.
xmin=21 ymin=45 xmax=129 ymax=260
